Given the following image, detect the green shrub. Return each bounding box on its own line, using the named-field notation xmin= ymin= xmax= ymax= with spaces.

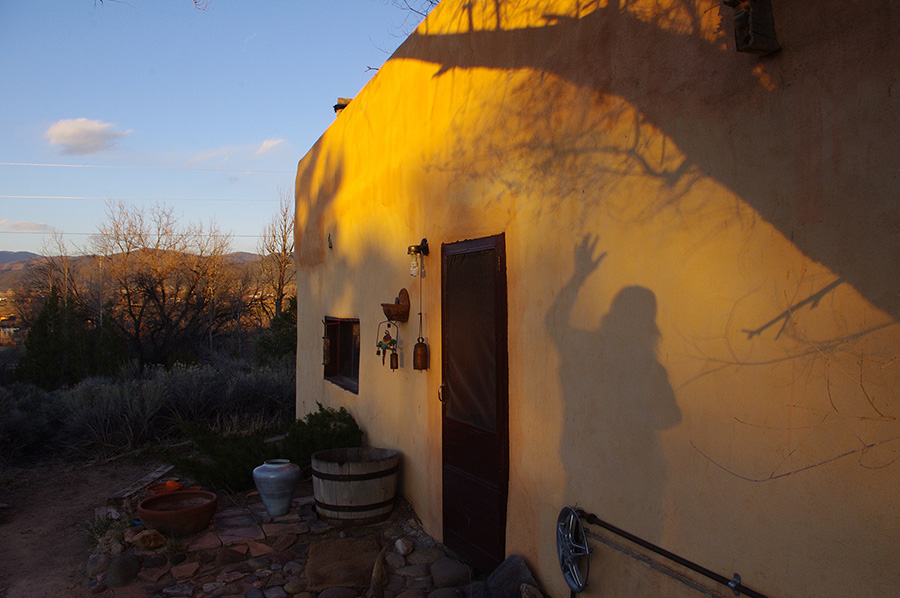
xmin=0 ymin=360 xmax=296 ymax=465
xmin=15 ymin=288 xmax=125 ymax=390
xmin=168 ymin=422 xmax=279 ymax=491
xmin=0 ymin=383 xmax=64 ymax=463
xmin=60 ymin=377 xmax=167 ymax=454
xmin=282 ymin=403 xmax=365 ymax=468
xmin=222 ymin=366 xmax=295 ymax=419
xmin=256 ymin=296 xmax=297 ymax=366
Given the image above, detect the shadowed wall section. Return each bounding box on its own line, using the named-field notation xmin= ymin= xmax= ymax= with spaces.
xmin=295 ymin=2 xmax=900 ymax=596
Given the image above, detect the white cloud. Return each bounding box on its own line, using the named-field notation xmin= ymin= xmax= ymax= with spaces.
xmin=188 ymin=138 xmax=287 ymax=165
xmin=256 ymin=138 xmax=285 ymax=155
xmin=45 ymin=118 xmax=131 ymax=155
xmin=0 ymin=219 xmax=53 ymax=232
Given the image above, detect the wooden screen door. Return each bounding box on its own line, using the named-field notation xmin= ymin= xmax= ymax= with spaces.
xmin=441 ymin=233 xmax=509 ymax=573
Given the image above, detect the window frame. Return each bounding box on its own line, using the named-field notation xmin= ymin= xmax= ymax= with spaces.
xmin=323 ymin=317 xmax=360 ymax=394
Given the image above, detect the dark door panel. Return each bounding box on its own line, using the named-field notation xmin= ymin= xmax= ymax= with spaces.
xmin=441 ymin=234 xmax=509 ymax=574
xmin=443 ymin=465 xmax=506 ymax=570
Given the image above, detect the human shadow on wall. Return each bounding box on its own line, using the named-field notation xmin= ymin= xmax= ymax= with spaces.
xmin=395 ymin=0 xmax=900 ymax=323
xmin=547 ymin=235 xmax=681 ymax=541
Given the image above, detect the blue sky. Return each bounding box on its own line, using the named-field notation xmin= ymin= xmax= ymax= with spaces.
xmin=0 ymin=1 xmax=423 ymax=255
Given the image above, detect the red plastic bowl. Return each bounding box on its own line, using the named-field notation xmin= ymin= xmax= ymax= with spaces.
xmin=137 ymin=490 xmax=218 ymax=537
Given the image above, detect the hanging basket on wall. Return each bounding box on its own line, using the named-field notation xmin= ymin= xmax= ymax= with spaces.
xmin=381 ymin=288 xmax=410 ymax=322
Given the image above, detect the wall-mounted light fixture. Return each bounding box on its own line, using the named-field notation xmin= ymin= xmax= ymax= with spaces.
xmin=723 ymin=0 xmax=780 ymax=56
xmin=408 ymin=238 xmax=429 ymax=277
xmin=408 ymin=238 xmax=430 ymax=371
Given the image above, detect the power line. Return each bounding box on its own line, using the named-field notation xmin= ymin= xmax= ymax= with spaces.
xmin=0 ymin=162 xmax=294 ymax=174
xmin=0 ymin=230 xmax=266 ymax=239
xmin=1 ymin=195 xmax=279 ymax=202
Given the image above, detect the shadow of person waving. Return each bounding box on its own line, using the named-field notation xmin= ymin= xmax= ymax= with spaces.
xmin=547 ymin=234 xmax=681 ymax=542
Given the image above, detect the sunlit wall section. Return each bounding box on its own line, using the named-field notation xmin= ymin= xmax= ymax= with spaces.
xmin=297 ymin=0 xmax=900 ymax=596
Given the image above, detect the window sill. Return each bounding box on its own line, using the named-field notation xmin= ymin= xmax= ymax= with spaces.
xmin=325 ymin=375 xmax=358 ymax=395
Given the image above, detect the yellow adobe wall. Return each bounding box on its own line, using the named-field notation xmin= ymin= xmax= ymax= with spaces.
xmin=296 ymin=1 xmax=900 ymax=596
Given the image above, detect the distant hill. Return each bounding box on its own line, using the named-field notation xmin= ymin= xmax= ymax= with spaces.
xmin=227 ymin=251 xmax=261 ymax=264
xmin=0 ymin=251 xmax=263 ymax=294
xmin=0 ymin=251 xmax=39 ymax=266
xmin=0 ymin=253 xmax=40 ymax=294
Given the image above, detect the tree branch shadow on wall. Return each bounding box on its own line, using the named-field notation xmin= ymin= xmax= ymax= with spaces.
xmin=547 ymin=234 xmax=681 ymax=541
xmin=397 ymin=0 xmax=900 ymax=324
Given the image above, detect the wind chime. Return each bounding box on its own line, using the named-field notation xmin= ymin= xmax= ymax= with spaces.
xmin=375 ymin=320 xmax=399 ymax=371
xmin=409 ymin=239 xmax=429 ymax=371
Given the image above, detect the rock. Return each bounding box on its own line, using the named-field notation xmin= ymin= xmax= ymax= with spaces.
xmin=146 ymin=554 xmax=168 ymax=568
xmin=394 ymin=538 xmax=415 ymax=556
xmin=204 ymin=582 xmax=226 ymax=593
xmin=461 ymin=582 xmax=489 ymax=598
xmin=106 ymin=555 xmax=142 ymax=587
xmin=218 ymin=570 xmax=249 ymax=584
xmin=283 ymin=579 xmax=306 ymax=594
xmin=90 ymin=583 xmax=108 ymax=595
xmin=283 ymin=561 xmax=304 ymax=576
xmin=123 ymin=526 xmax=142 ymax=543
xmin=486 ymin=556 xmax=537 ymax=598
xmin=264 ymin=587 xmax=288 ymax=598
xmin=143 ymin=580 xmax=177 ymax=594
xmin=138 ymin=567 xmax=169 ymax=583
xmin=520 ymin=584 xmax=543 ymax=598
xmin=85 ymin=551 xmax=110 ymax=577
xmin=163 ymin=582 xmax=196 ymax=596
xmin=247 ymin=557 xmax=270 ymax=570
xmin=406 ymin=547 xmax=445 ymax=566
xmin=95 ymin=506 xmax=121 ymax=521
xmin=219 ymin=547 xmax=249 ymax=565
xmin=171 ymin=561 xmax=200 ymax=579
xmin=133 ymin=529 xmax=166 ymax=549
xmin=396 ymin=564 xmax=430 ymax=578
xmin=406 ymin=577 xmax=433 ymax=590
xmin=428 ymin=589 xmax=461 ymax=598
xmin=430 ymin=558 xmax=471 ymax=588
xmin=108 ymin=539 xmax=125 ymax=556
xmin=170 ymin=553 xmax=187 ymax=565
xmin=316 ymin=588 xmax=358 ymax=598
xmin=210 ymin=583 xmax=241 ymax=597
xmin=387 ymin=575 xmax=406 ymax=593
xmin=385 ymin=552 xmax=406 ymax=572
xmin=245 ymin=589 xmax=265 ymax=598
xmin=273 ymin=551 xmax=296 ymax=566
xmin=395 ymin=591 xmax=426 ymax=598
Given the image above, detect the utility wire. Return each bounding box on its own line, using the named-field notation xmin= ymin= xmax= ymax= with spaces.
xmin=0 ymin=230 xmax=265 ymax=239
xmin=0 ymin=162 xmax=294 ymax=174
xmin=1 ymin=195 xmax=279 ymax=202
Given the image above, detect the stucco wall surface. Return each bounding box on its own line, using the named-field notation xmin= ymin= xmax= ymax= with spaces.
xmin=295 ymin=1 xmax=900 ymax=596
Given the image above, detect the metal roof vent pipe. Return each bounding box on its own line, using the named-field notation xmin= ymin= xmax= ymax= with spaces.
xmin=333 ymin=97 xmax=352 ymax=115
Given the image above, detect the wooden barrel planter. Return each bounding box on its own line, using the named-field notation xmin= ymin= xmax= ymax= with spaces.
xmin=311 ymin=447 xmax=400 ymax=523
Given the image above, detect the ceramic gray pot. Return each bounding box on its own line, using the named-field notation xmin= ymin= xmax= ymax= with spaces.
xmin=253 ymin=459 xmax=301 ymax=516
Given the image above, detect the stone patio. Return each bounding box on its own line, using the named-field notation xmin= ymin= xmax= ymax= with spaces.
xmin=84 ymin=479 xmax=541 ymax=598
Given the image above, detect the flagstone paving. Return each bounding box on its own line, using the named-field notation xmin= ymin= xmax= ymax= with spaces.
xmin=81 ymin=480 xmax=541 ymax=598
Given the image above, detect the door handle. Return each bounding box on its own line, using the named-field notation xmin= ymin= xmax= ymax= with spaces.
xmin=438 ymin=384 xmax=446 ymax=403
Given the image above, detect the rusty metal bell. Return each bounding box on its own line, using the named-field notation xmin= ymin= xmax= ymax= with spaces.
xmin=390 ymin=351 xmax=399 ymax=370
xmin=413 ymin=337 xmax=429 ymax=371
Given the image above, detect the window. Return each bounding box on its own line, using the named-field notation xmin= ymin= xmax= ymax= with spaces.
xmin=323 ymin=317 xmax=360 ymax=394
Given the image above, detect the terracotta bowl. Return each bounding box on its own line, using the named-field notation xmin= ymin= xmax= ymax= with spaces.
xmin=137 ymin=490 xmax=218 ymax=537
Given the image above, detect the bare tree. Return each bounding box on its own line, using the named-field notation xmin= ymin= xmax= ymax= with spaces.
xmin=388 ymin=0 xmax=438 ymax=18
xmin=257 ymin=189 xmax=295 ymax=320
xmin=86 ymin=201 xmax=237 ymax=366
